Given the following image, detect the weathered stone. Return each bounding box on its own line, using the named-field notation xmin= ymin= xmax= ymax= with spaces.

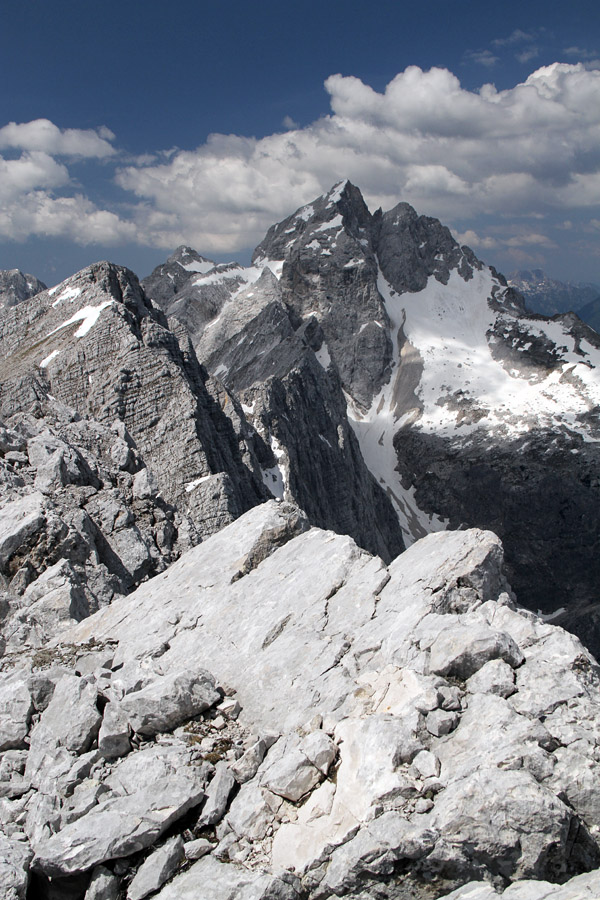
xmin=103 ymin=743 xmax=197 ymax=796
xmin=117 ymin=668 xmax=220 ymax=737
xmin=0 ymin=676 xmax=32 ymax=751
xmin=85 ymin=865 xmax=120 ymax=900
xmin=127 ymin=835 xmax=184 ymax=900
xmin=261 ymin=746 xmax=321 ymax=802
xmin=198 ymin=761 xmax=236 ymax=827
xmin=321 ymin=812 xmax=437 ymax=895
xmin=426 ymin=709 xmax=459 ymax=737
xmin=29 ymin=674 xmax=101 ymax=755
xmin=0 ymin=493 xmax=45 ymax=571
xmin=411 ymin=749 xmax=441 ymax=780
xmin=230 ymin=738 xmax=271 ymax=784
xmin=151 ymin=853 xmax=299 ymax=899
xmin=428 ymin=623 xmax=525 ymax=679
xmin=132 ymin=468 xmax=158 ymax=500
xmin=33 ymin=775 xmax=204 ymax=876
xmin=0 ymin=832 xmax=32 ymax=900
xmin=467 ymin=657 xmax=517 ymax=697
xmin=97 ymin=702 xmax=131 ymax=759
xmin=184 ymin=838 xmax=212 ymax=860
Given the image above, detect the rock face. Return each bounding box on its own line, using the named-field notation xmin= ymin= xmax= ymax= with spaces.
xmin=144 ymin=224 xmax=405 ymax=562
xmin=0 ymin=261 xmax=273 ymax=651
xmin=0 ymin=269 xmax=47 ymax=310
xmin=2 ymin=502 xmax=600 ymax=899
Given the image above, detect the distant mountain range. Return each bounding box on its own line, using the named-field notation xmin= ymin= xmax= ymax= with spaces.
xmin=508 ymin=268 xmax=600 ymax=319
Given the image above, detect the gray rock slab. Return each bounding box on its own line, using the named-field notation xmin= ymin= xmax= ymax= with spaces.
xmin=118 ymin=667 xmax=220 ymax=737
xmin=466 ymin=658 xmax=517 ymax=697
xmin=0 ymin=676 xmax=32 ymax=752
xmin=439 ymin=869 xmax=600 ymax=898
xmin=84 ymin=865 xmax=120 ymax=900
xmin=321 ymin=811 xmax=437 ymax=895
xmin=97 ymin=702 xmax=131 ymax=759
xmin=28 ymin=674 xmax=100 ymax=758
xmin=0 ymin=833 xmax=32 ymax=900
xmin=198 ymin=761 xmax=236 ymax=827
xmin=0 ymin=492 xmax=45 ymax=570
xmin=33 ymin=774 xmax=204 ymax=876
xmin=429 ymin=767 xmax=576 ymax=881
xmin=428 ymin=622 xmax=524 ymax=679
xmin=127 ymin=835 xmax=184 ymax=900
xmin=184 ymin=838 xmax=212 ymax=860
xmin=103 ymin=743 xmax=196 ymax=796
xmin=152 ymin=853 xmax=299 ymax=899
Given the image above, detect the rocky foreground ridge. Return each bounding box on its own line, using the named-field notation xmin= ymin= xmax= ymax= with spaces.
xmin=2 ymin=501 xmax=600 ymax=899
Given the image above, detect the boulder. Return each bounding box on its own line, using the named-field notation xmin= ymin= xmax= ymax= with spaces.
xmin=33 ymin=775 xmax=204 ymax=877
xmin=0 ymin=676 xmax=32 ymax=751
xmin=127 ymin=835 xmax=184 ymax=900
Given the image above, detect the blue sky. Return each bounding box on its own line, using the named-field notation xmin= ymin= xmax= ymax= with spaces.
xmin=1 ymin=0 xmax=599 ymax=286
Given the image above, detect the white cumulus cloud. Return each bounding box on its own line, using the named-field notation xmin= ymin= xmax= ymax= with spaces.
xmin=2 ymin=63 xmax=600 ymax=265
xmin=112 ymin=62 xmax=600 ymax=254
xmin=0 ymin=119 xmax=116 ymax=158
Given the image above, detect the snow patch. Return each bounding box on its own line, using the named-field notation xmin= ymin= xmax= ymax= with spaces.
xmin=40 ymin=349 xmax=60 ymax=369
xmin=177 ymin=259 xmax=214 ymax=274
xmin=185 ymin=475 xmax=213 ymax=493
xmin=327 ymin=180 xmax=348 ymax=204
xmin=296 ymin=205 xmax=314 ymax=222
xmin=51 ymin=286 xmax=82 ymax=308
xmin=315 ymin=342 xmax=331 ymax=370
xmin=192 ymin=266 xmax=247 ymax=287
xmin=315 ymin=215 xmax=343 ymax=233
xmin=261 ymin=435 xmax=288 ymax=501
xmin=48 ymin=300 xmax=114 ymax=340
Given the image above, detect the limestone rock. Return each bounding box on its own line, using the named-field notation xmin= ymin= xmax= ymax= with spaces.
xmin=127 ymin=835 xmax=184 ymax=900
xmin=439 ymin=869 xmax=600 ymax=898
xmin=2 ymin=501 xmax=600 ymax=898
xmin=33 ymin=775 xmax=204 ymax=876
xmin=152 ymin=853 xmax=299 ymax=899
xmin=0 ymin=493 xmax=45 ymax=571
xmin=28 ymin=674 xmax=101 ymax=756
xmin=467 ymin=657 xmax=517 ymax=697
xmin=85 ymin=865 xmax=120 ymax=900
xmin=184 ymin=838 xmax=213 ymax=860
xmin=428 ymin=622 xmax=525 ymax=679
xmin=116 ymin=667 xmax=220 ymax=737
xmin=198 ymin=761 xmax=236 ymax=826
xmin=0 ymin=832 xmax=32 ymax=900
xmin=0 ymin=676 xmax=32 ymax=752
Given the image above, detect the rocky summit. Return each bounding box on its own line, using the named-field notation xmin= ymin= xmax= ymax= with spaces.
xmin=1 ymin=182 xmax=600 ymax=900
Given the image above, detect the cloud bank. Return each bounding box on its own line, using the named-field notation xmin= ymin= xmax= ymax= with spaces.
xmin=1 ymin=64 xmax=600 ymax=271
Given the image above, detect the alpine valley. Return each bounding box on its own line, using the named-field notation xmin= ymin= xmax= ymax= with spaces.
xmin=1 ymin=181 xmax=600 ymax=900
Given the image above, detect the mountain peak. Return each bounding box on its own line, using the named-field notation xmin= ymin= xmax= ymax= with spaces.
xmin=0 ymin=267 xmax=47 ymax=309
